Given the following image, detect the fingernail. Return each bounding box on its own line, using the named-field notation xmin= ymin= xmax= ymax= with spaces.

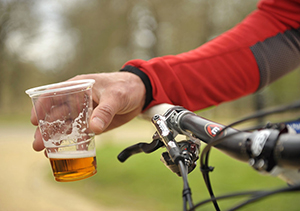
xmin=92 ymin=117 xmax=105 ymax=131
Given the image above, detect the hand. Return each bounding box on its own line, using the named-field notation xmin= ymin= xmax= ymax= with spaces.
xmin=31 ymin=72 xmax=146 ymax=151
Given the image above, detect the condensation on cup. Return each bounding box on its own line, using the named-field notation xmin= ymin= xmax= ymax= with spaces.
xmin=26 ymin=79 xmax=97 ymax=182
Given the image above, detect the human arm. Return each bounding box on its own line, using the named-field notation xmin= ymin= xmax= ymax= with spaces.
xmin=122 ymin=0 xmax=300 ymax=112
xmin=32 ymin=0 xmax=300 ymax=151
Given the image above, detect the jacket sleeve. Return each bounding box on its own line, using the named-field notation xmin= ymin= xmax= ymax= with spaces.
xmin=121 ymin=0 xmax=300 ymax=112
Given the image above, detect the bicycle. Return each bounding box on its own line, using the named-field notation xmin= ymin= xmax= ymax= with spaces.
xmin=117 ymin=101 xmax=300 ymax=211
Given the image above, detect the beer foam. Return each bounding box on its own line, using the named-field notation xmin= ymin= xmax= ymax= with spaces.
xmin=39 ymin=104 xmax=94 ymax=148
xmin=48 ymin=150 xmax=96 ymax=159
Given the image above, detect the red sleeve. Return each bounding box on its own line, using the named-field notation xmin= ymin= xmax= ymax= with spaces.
xmin=123 ymin=0 xmax=300 ymax=112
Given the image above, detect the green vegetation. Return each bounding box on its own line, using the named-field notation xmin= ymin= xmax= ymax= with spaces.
xmin=57 ymin=143 xmax=300 ymax=211
xmin=2 ymin=1 xmax=300 ymax=210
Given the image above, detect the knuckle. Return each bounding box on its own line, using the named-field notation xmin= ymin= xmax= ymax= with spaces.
xmin=96 ymin=104 xmax=115 ymax=120
xmin=110 ymin=87 xmax=127 ymax=99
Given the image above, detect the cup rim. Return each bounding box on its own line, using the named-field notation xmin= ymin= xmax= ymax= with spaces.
xmin=25 ymin=79 xmax=95 ymax=97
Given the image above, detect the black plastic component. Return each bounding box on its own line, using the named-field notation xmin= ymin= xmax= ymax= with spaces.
xmin=160 ymin=140 xmax=199 ymax=176
xmin=180 ymin=112 xmax=251 ymax=162
xmin=117 ymin=139 xmax=164 ymax=162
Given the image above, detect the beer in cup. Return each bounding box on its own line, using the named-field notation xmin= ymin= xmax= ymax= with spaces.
xmin=26 ymin=79 xmax=97 ymax=182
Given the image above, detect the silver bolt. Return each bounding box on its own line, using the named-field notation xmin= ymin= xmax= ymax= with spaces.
xmin=256 ymin=159 xmax=266 ymax=170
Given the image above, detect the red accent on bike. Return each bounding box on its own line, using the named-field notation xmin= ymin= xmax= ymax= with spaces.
xmin=205 ymin=124 xmax=224 ymax=138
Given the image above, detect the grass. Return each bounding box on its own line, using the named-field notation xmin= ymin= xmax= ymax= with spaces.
xmin=55 ymin=142 xmax=300 ymax=211
xmin=20 ymin=112 xmax=300 ymax=211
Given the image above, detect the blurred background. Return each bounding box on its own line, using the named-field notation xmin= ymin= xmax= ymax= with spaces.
xmin=1 ymin=0 xmax=300 ymax=210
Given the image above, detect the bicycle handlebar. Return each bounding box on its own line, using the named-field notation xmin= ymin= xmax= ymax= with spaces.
xmin=118 ymin=104 xmax=300 ymax=210
xmin=179 ymin=112 xmax=250 ymax=162
xmin=119 ymin=104 xmax=300 ymax=184
xmin=274 ymin=133 xmax=300 ymax=169
xmin=180 ymin=111 xmax=300 ymax=170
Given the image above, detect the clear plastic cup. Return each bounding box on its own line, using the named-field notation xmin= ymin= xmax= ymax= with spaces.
xmin=26 ymin=79 xmax=97 ymax=182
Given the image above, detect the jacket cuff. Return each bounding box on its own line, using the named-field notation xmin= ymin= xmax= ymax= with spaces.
xmin=120 ymin=65 xmax=153 ymax=110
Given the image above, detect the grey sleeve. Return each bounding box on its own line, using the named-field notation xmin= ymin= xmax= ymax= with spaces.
xmin=250 ymin=27 xmax=300 ymax=91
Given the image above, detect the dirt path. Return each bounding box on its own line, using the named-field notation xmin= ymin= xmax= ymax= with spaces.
xmin=0 ymin=125 xmax=125 ymax=211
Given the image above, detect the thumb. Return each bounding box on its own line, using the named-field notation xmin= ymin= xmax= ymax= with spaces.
xmin=90 ymin=102 xmax=117 ymax=134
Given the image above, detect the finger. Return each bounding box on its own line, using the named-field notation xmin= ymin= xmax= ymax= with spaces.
xmin=44 ymin=149 xmax=48 ymax=158
xmin=30 ymin=108 xmax=38 ymax=126
xmin=33 ymin=128 xmax=45 ymax=151
xmin=90 ymin=101 xmax=117 ymax=134
xmin=30 ymin=96 xmax=55 ymax=126
xmin=30 ymin=88 xmax=79 ymax=125
xmin=90 ymin=86 xmax=127 ymax=134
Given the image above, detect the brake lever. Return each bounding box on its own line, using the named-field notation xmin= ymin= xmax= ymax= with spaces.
xmin=117 ymin=133 xmax=164 ymax=163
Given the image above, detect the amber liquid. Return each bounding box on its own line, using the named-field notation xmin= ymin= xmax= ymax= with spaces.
xmin=50 ymin=156 xmax=97 ymax=182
